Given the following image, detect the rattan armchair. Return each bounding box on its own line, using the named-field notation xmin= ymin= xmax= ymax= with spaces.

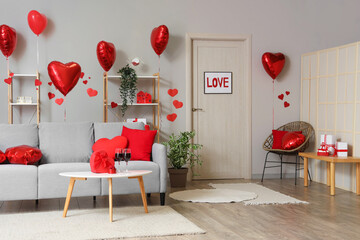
xmin=261 ymin=121 xmax=314 ymax=184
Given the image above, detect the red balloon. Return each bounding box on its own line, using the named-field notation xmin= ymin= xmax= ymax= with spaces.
xmin=262 ymin=52 xmax=285 ymax=80
xmin=96 ymin=41 xmax=116 ymax=72
xmin=27 ymin=10 xmax=47 ymax=36
xmin=0 ymin=150 xmax=6 ymax=163
xmin=150 ymin=25 xmax=169 ymax=56
xmin=0 ymin=25 xmax=17 ymax=58
xmin=47 ymin=61 xmax=81 ymax=96
xmin=282 ymin=132 xmax=305 ymax=150
xmin=90 ymin=150 xmax=115 ymax=173
xmin=5 ymin=145 xmax=42 ymax=165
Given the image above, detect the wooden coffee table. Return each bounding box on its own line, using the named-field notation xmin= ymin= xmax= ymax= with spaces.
xmin=59 ymin=170 xmax=152 ymax=222
xmin=298 ymin=152 xmax=360 ymax=196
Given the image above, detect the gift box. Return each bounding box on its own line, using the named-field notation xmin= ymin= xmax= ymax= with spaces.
xmin=319 ymin=134 xmax=336 ymax=156
xmin=335 ymin=142 xmax=348 ymax=157
xmin=317 ymin=148 xmax=329 ymax=156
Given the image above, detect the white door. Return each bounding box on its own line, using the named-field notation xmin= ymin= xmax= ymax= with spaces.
xmin=186 ymin=34 xmax=251 ymax=179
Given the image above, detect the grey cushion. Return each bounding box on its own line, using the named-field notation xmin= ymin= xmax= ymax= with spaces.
xmin=0 ymin=165 xmax=37 ymax=201
xmin=101 ymin=161 xmax=160 ymax=195
xmin=94 ymin=122 xmax=145 ymax=141
xmin=0 ymin=124 xmax=38 ymax=152
xmin=38 ymin=163 xmax=100 ymax=199
xmin=39 ymin=122 xmax=94 ymax=163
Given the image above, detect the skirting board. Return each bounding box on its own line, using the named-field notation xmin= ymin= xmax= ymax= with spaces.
xmin=252 ymin=173 xmax=303 ymax=179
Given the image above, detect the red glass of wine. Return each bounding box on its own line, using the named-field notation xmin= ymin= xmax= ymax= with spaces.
xmin=124 ymin=148 xmax=131 ymax=172
xmin=115 ymin=148 xmax=124 ymax=173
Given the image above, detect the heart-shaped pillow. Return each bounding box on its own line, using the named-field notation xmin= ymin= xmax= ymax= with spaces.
xmin=92 ymin=136 xmax=128 ymax=159
xmin=282 ymin=132 xmax=305 ymax=150
xmin=0 ymin=150 xmax=6 ymax=163
xmin=5 ymin=145 xmax=42 ymax=165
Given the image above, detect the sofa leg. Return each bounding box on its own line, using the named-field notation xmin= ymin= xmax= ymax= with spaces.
xmin=35 ymin=199 xmax=39 ymax=205
xmin=93 ymin=196 xmax=96 ymax=201
xmin=160 ymin=193 xmax=165 ymax=206
xmin=147 ymin=193 xmax=151 ymax=198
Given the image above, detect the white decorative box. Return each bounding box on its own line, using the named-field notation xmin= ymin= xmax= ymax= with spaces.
xmin=335 ymin=142 xmax=348 ymax=157
xmin=320 ymin=134 xmax=336 ymax=156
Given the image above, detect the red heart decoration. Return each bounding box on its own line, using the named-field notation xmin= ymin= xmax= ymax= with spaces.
xmin=35 ymin=79 xmax=42 ymax=86
xmin=97 ymin=41 xmax=116 ymax=72
xmin=83 ymin=80 xmax=88 ymax=85
xmin=150 ymin=25 xmax=169 ymax=56
xmin=87 ymin=88 xmax=98 ymax=97
xmin=284 ymin=101 xmax=290 ymax=108
xmin=55 ymin=98 xmax=64 ymax=105
xmin=167 ymin=113 xmax=177 ymax=122
xmin=173 ymin=100 xmax=183 ymax=109
xmin=278 ymin=94 xmax=284 ymax=100
xmin=133 ymin=118 xmax=138 ymax=122
xmin=48 ymin=82 xmax=52 ymax=86
xmin=48 ymin=61 xmax=81 ymax=96
xmin=111 ymin=102 xmax=118 ymax=108
xmin=80 ymin=72 xmax=84 ymax=78
xmin=0 ymin=150 xmax=5 ymax=163
xmin=27 ymin=10 xmax=47 ymax=36
xmin=262 ymin=52 xmax=285 ymax=80
xmin=90 ymin=150 xmax=115 ymax=174
xmin=92 ymin=136 xmax=128 ymax=159
xmin=9 ymin=72 xmax=14 ymax=77
xmin=4 ymin=78 xmax=12 ymax=85
xmin=168 ymin=89 xmax=178 ymax=97
xmin=89 ymin=77 xmax=91 ymax=79
xmin=5 ymin=145 xmax=42 ymax=165
xmin=48 ymin=92 xmax=55 ymax=100
xmin=0 ymin=25 xmax=17 ymax=58
xmin=286 ymin=91 xmax=290 ymax=95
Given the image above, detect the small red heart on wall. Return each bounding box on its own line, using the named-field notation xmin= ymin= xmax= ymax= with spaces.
xmin=284 ymin=101 xmax=290 ymax=108
xmin=80 ymin=72 xmax=85 ymax=78
xmin=286 ymin=91 xmax=290 ymax=95
xmin=278 ymin=94 xmax=284 ymax=100
xmin=168 ymin=89 xmax=178 ymax=97
xmin=9 ymin=72 xmax=14 ymax=77
xmin=48 ymin=92 xmax=55 ymax=100
xmin=173 ymin=100 xmax=183 ymax=109
xmin=111 ymin=102 xmax=118 ymax=108
xmin=35 ymin=79 xmax=42 ymax=86
xmin=4 ymin=78 xmax=12 ymax=85
xmin=87 ymin=88 xmax=98 ymax=97
xmin=55 ymin=98 xmax=64 ymax=105
xmin=167 ymin=113 xmax=177 ymax=122
xmin=48 ymin=82 xmax=52 ymax=86
xmin=83 ymin=80 xmax=88 ymax=85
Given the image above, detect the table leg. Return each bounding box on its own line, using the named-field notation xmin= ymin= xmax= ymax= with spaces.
xmin=330 ymin=162 xmax=335 ymax=196
xmin=304 ymin=157 xmax=308 ymax=187
xmin=327 ymin=162 xmax=330 ymax=186
xmin=129 ymin=176 xmax=148 ymax=213
xmin=356 ymin=163 xmax=360 ymax=195
xmin=108 ymin=178 xmax=113 ymax=222
xmin=63 ymin=177 xmax=76 ymax=218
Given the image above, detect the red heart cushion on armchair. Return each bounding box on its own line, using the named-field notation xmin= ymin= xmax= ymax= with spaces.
xmin=92 ymin=136 xmax=128 ymax=159
xmin=90 ymin=150 xmax=115 ymax=173
xmin=272 ymin=130 xmax=302 ymax=149
xmin=282 ymin=132 xmax=306 ymax=150
xmin=5 ymin=145 xmax=42 ymax=165
xmin=0 ymin=150 xmax=6 ymax=163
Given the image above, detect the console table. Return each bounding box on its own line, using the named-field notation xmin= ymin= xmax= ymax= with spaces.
xmin=298 ymin=152 xmax=360 ymax=196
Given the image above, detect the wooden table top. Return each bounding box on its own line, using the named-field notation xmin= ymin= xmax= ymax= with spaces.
xmin=299 ymin=152 xmax=360 ymax=163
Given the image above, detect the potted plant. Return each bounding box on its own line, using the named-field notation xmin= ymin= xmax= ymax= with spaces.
xmin=162 ymin=131 xmax=203 ymax=187
xmin=118 ymin=64 xmax=137 ymax=116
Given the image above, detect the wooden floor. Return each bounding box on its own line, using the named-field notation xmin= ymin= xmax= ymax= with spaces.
xmin=1 ymin=178 xmax=360 ymax=240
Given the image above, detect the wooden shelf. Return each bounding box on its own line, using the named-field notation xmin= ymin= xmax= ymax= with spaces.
xmin=107 ymin=75 xmax=157 ymax=79
xmin=10 ymin=103 xmax=38 ymax=106
xmin=108 ymin=103 xmax=159 ymax=106
xmin=13 ymin=73 xmax=37 ymax=77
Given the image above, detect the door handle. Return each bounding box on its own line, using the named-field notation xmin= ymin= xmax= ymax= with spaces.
xmin=192 ymin=108 xmax=203 ymax=112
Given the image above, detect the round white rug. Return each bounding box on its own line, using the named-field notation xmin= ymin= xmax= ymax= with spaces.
xmin=169 ymin=189 xmax=257 ymax=203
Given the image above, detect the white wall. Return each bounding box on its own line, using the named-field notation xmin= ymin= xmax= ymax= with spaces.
xmin=0 ymin=0 xmax=359 ymax=176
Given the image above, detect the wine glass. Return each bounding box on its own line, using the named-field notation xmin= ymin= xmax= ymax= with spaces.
xmin=115 ymin=148 xmax=123 ymax=173
xmin=124 ymin=148 xmax=131 ymax=172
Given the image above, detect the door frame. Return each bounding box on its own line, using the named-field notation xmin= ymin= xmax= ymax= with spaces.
xmin=185 ymin=33 xmax=252 ymax=179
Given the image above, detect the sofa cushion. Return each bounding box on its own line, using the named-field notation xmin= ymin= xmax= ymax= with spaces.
xmin=0 ymin=165 xmax=37 ymax=201
xmin=0 ymin=124 xmax=38 ymax=152
xmin=101 ymin=161 xmax=160 ymax=195
xmin=94 ymin=122 xmax=145 ymax=142
xmin=39 ymin=122 xmax=94 ymax=163
xmin=38 ymin=163 xmax=101 ymax=199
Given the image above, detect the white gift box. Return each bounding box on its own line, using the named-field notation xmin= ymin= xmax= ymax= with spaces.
xmin=320 ymin=134 xmax=335 ymax=146
xmin=335 ymin=142 xmax=348 ymax=157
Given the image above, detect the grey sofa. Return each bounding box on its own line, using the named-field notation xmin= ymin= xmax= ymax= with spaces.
xmin=0 ymin=122 xmax=167 ymax=205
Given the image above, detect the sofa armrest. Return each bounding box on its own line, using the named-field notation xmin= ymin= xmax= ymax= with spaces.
xmin=152 ymin=143 xmax=167 ymax=193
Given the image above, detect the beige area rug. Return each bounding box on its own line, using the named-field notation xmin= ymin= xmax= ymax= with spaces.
xmin=0 ymin=206 xmax=205 ymax=240
xmin=209 ymin=183 xmax=308 ymax=205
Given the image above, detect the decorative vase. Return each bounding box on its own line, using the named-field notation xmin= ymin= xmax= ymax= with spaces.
xmin=168 ymin=168 xmax=188 ymax=187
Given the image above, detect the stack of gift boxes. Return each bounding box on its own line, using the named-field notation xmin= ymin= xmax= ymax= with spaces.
xmin=317 ymin=134 xmax=348 ymax=157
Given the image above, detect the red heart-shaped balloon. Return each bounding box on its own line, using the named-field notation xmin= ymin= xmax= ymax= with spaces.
xmin=111 ymin=102 xmax=118 ymax=108
xmin=262 ymin=52 xmax=285 ymax=80
xmin=168 ymin=88 xmax=178 ymax=97
xmin=87 ymin=88 xmax=98 ymax=97
xmin=167 ymin=113 xmax=177 ymax=122
xmin=55 ymin=98 xmax=64 ymax=105
xmin=173 ymin=100 xmax=183 ymax=109
xmin=151 ymin=25 xmax=169 ymax=56
xmin=48 ymin=92 xmax=55 ymax=100
xmin=278 ymin=94 xmax=284 ymax=100
xmin=284 ymin=101 xmax=290 ymax=108
xmin=0 ymin=25 xmax=17 ymax=58
xmin=27 ymin=10 xmax=47 ymax=36
xmin=48 ymin=61 xmax=81 ymax=96
xmin=97 ymin=41 xmax=116 ymax=72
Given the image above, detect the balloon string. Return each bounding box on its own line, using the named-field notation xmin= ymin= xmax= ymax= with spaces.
xmin=36 ymin=36 xmax=39 ymax=73
xmin=64 ymin=97 xmax=66 ymax=122
xmin=273 ymin=79 xmax=275 ymax=130
xmin=7 ymin=58 xmax=9 ymax=76
xmin=158 ymin=55 xmax=160 ymax=74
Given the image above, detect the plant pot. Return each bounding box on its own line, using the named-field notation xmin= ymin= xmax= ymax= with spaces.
xmin=168 ymin=168 xmax=189 ymax=188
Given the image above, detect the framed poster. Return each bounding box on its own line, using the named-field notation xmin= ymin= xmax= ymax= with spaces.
xmin=204 ymin=72 xmax=232 ymax=94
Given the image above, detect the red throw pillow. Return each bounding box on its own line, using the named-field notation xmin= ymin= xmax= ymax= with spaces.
xmin=282 ymin=132 xmax=306 ymax=150
xmin=121 ymin=126 xmax=157 ymax=161
xmin=90 ymin=150 xmax=115 ymax=173
xmin=92 ymin=136 xmax=128 ymax=159
xmin=272 ymin=130 xmax=302 ymax=149
xmin=0 ymin=150 xmax=6 ymax=163
xmin=5 ymin=145 xmax=42 ymax=165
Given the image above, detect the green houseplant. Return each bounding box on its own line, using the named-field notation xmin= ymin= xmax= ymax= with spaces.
xmin=162 ymin=131 xmax=203 ymax=187
xmin=118 ymin=64 xmax=137 ymax=116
